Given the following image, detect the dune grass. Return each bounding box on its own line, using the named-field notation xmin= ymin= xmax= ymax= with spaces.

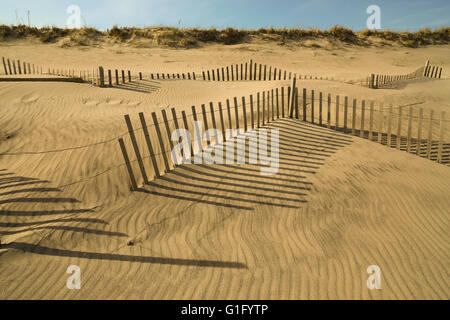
xmin=0 ymin=24 xmax=448 ymax=48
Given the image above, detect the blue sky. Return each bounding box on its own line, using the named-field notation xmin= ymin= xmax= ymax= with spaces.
xmin=1 ymin=0 xmax=449 ymax=31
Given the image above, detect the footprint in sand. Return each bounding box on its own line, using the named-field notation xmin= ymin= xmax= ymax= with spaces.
xmin=20 ymin=94 xmax=40 ymax=104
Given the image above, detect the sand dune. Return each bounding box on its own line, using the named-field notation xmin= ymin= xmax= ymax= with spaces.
xmin=0 ymin=42 xmax=449 ymax=299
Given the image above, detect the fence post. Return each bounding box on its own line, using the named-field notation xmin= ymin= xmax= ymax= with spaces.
xmin=387 ymin=106 xmax=393 ymax=147
xmin=335 ymin=95 xmax=340 ymax=130
xmin=226 ymin=99 xmax=233 ymax=137
xmin=99 ymin=66 xmax=105 ymax=87
xmin=406 ymin=107 xmax=413 ymax=153
xmin=369 ymin=101 xmax=374 ymax=141
xmin=397 ymin=106 xmax=403 ymax=150
xmin=2 ymin=57 xmax=7 ymax=75
xmin=426 ymin=110 xmax=434 ymax=159
xmin=267 ymin=90 xmax=270 ymax=123
xmin=180 ymin=110 xmax=194 ymax=159
xmin=295 ymin=88 xmax=299 ymax=120
xmin=327 ymin=94 xmax=331 ymax=129
xmin=311 ymin=90 xmax=315 ymax=124
xmin=360 ymin=100 xmax=366 ymax=138
xmin=351 ymin=99 xmax=356 ymax=135
xmin=377 ymin=104 xmax=383 ymax=143
xmin=437 ymin=111 xmax=445 ymax=163
xmin=242 ymin=97 xmax=248 ymax=132
xmin=12 ymin=60 xmax=16 ymax=74
xmin=233 ymin=97 xmax=240 ymax=133
xmin=416 ymin=108 xmax=423 ymax=155
xmin=7 ymin=58 xmax=12 ymax=74
xmin=108 ymin=70 xmax=112 ymax=86
xmin=160 ymin=110 xmax=175 ymax=166
xmin=121 ymin=70 xmax=125 ymax=83
xmin=319 ymin=92 xmax=323 ymax=126
xmin=124 ymin=114 xmax=149 ymax=184
xmin=250 ymin=94 xmax=255 ymax=129
xmin=218 ymin=102 xmax=226 ymax=142
xmin=289 ymin=77 xmax=296 ymax=118
xmin=115 ymin=69 xmax=119 ymax=85
xmin=191 ymin=106 xmax=203 ymax=159
xmin=151 ymin=112 xmax=171 ymax=173
xmin=262 ymin=92 xmax=265 ymax=126
xmin=118 ymin=138 xmax=138 ymax=191
xmin=343 ymin=96 xmax=348 ymax=133
xmin=259 ymin=64 xmax=262 ymax=81
xmin=254 ymin=93 xmax=259 ymax=128
xmin=17 ymin=59 xmax=22 ymax=74
xmin=170 ymin=107 xmax=184 ymax=164
xmin=281 ymin=87 xmax=285 ymax=118
xmin=276 ymin=88 xmax=279 ymax=119
xmin=271 ymin=89 xmax=274 ymax=121
xmin=139 ymin=112 xmax=160 ymax=178
xmin=209 ymin=102 xmax=218 ymax=133
xmin=302 ymin=88 xmax=306 ymax=121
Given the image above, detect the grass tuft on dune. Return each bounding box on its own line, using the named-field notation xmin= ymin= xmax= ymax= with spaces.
xmin=0 ymin=24 xmax=449 ymax=48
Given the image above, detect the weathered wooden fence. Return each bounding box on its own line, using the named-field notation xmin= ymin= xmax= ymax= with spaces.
xmin=118 ymin=86 xmax=292 ymax=190
xmin=367 ymin=60 xmax=444 ymax=89
xmin=286 ymin=79 xmax=449 ymax=164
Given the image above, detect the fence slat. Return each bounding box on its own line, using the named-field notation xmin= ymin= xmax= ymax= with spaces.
xmin=397 ymin=107 xmax=403 ymax=150
xmin=2 ymin=57 xmax=7 ymax=75
xmin=281 ymin=87 xmax=285 ymax=118
xmin=262 ymin=91 xmax=265 ymax=126
xmin=416 ymin=108 xmax=423 ymax=155
xmin=319 ymin=92 xmax=323 ymax=126
xmin=152 ymin=112 xmax=171 ymax=173
xmin=201 ymin=104 xmax=210 ymax=143
xmin=242 ymin=97 xmax=248 ymax=132
xmin=257 ymin=92 xmax=261 ymax=127
xmin=311 ymin=90 xmax=315 ymax=124
xmin=218 ymin=102 xmax=226 ymax=142
xmin=426 ymin=110 xmax=434 ymax=159
xmin=181 ymin=110 xmax=194 ymax=161
xmin=387 ymin=106 xmax=393 ymax=147
xmin=124 ymin=114 xmax=149 ymax=184
xmin=327 ymin=94 xmax=331 ymax=129
xmin=232 ymin=97 xmax=239 ymax=133
xmin=226 ymin=99 xmax=233 ymax=137
xmin=335 ymin=95 xmax=340 ymax=130
xmin=276 ymin=88 xmax=280 ymax=119
xmin=250 ymin=94 xmax=255 ymax=129
xmin=377 ymin=104 xmax=383 ymax=144
xmin=192 ymin=106 xmax=203 ymax=161
xmin=302 ymin=88 xmax=306 ymax=121
xmin=406 ymin=107 xmax=413 ymax=152
xmin=139 ymin=112 xmax=160 ymax=178
xmin=271 ymin=89 xmax=274 ymax=121
xmin=118 ymin=138 xmax=138 ymax=191
xmin=360 ymin=100 xmax=365 ymax=138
